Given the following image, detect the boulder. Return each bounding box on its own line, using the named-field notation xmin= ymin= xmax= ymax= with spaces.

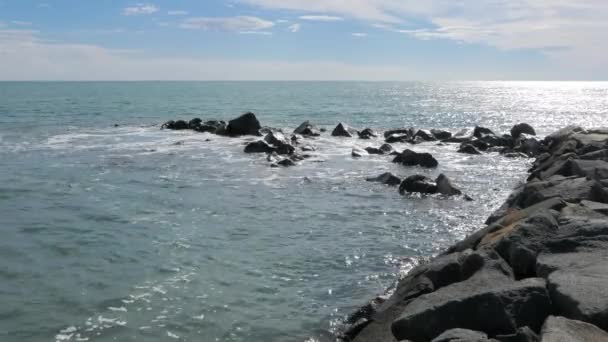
xmin=385 ymin=133 xmax=410 ymax=144
xmin=436 ymin=174 xmax=463 ymax=196
xmin=399 ymin=175 xmax=437 ymax=195
xmin=392 ymin=277 xmax=551 ymax=341
xmin=393 ymin=149 xmax=439 ymax=168
xmin=195 ymin=120 xmax=227 ymax=134
xmin=244 ymin=140 xmax=275 ymax=154
xmin=301 ymin=144 xmax=316 ymax=152
xmin=384 ymin=128 xmax=414 ymax=139
xmin=432 ymin=129 xmax=453 ymax=140
xmin=431 ymin=328 xmax=493 ymax=342
xmin=543 ymin=126 xmax=585 ymax=149
xmin=511 ymin=177 xmax=602 ymax=209
xmin=352 ymin=147 xmax=368 ymax=158
xmin=474 ymin=126 xmax=495 ymax=138
xmin=358 ymin=128 xmax=377 ymax=139
xmin=188 ymin=118 xmax=203 ymax=129
xmin=161 ymin=120 xmax=189 ymax=130
xmin=264 ymin=131 xmax=295 ymax=155
xmin=511 ymin=123 xmax=536 ymax=138
xmin=332 ymin=123 xmax=358 ymax=137
xmin=293 ymin=121 xmax=321 ymax=136
xmin=276 ymin=158 xmax=296 ymax=167
xmin=366 ymin=172 xmax=402 ymax=186
xmin=540 ymin=316 xmax=608 ymax=342
xmin=459 ymin=144 xmax=482 ymax=155
xmin=225 ymin=112 xmax=262 ymax=136
xmin=495 ymin=326 xmax=539 ymax=342
xmin=379 ymin=144 xmax=394 ymax=153
xmin=365 ymin=147 xmax=383 ymax=155
xmin=415 ymin=129 xmax=437 ymax=141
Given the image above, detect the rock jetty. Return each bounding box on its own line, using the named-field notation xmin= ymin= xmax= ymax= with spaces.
xmin=340 ymin=125 xmax=608 ymax=342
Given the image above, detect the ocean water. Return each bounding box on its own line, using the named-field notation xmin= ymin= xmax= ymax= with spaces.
xmin=0 ymin=81 xmax=607 ymax=342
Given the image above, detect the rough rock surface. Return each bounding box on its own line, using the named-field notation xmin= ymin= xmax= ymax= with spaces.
xmin=540 ymin=316 xmax=608 ymax=342
xmin=393 ymin=149 xmax=439 ymax=168
xmin=332 ymin=123 xmax=358 ymax=137
xmin=226 ymin=112 xmax=262 ymax=136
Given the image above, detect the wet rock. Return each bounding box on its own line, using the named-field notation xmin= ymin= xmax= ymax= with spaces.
xmin=384 ymin=128 xmax=414 ymax=139
xmin=580 ymin=200 xmax=608 ymax=215
xmin=264 ymin=131 xmax=295 ymax=155
xmin=379 ymin=144 xmax=394 ymax=153
xmin=474 ymin=126 xmax=495 ymax=138
xmin=504 ymin=152 xmax=530 ymax=159
xmin=366 ymin=172 xmax=402 ymax=186
xmin=162 ymin=120 xmax=189 ymax=130
xmin=301 ymin=144 xmax=316 ymax=152
xmin=365 ymin=147 xmax=384 ymax=155
xmin=436 ymin=174 xmax=463 ymax=196
xmin=540 ymin=316 xmax=608 ymax=342
xmin=385 ymin=133 xmax=410 ymax=144
xmin=277 ymin=158 xmax=296 ymax=167
xmin=293 ymin=121 xmax=321 ymax=137
xmin=393 ymin=149 xmax=439 ymax=168
xmin=399 ymin=175 xmax=437 ymax=195
xmin=225 ymin=112 xmax=262 ymax=136
xmin=352 ymin=147 xmax=368 ymax=158
xmin=358 ymin=128 xmax=377 ymax=139
xmin=511 ymin=123 xmax=536 ymax=138
xmin=332 ymin=123 xmax=358 ymax=137
xmin=543 ymin=125 xmax=585 ymax=149
xmin=432 ymin=129 xmax=453 ymax=140
xmin=459 ymin=144 xmax=482 ymax=155
xmin=431 ymin=328 xmax=493 ymax=342
xmin=494 ymin=326 xmax=539 ymax=342
xmin=188 ymin=118 xmax=203 ymax=129
xmin=244 ymin=140 xmax=275 ymax=154
xmin=415 ymin=129 xmax=437 ymax=142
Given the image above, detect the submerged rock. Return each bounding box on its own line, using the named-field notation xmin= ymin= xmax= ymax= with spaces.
xmin=264 ymin=131 xmax=295 ymax=155
xmin=358 ymin=128 xmax=377 ymax=139
xmin=393 ymin=149 xmax=439 ymax=168
xmin=225 ymin=112 xmax=262 ymax=136
xmin=366 ymin=172 xmax=402 ymax=186
xmin=365 ymin=144 xmax=393 ymax=155
xmin=399 ymin=175 xmax=437 ymax=195
xmin=293 ymin=121 xmax=321 ymax=137
xmin=332 ymin=123 xmax=358 ymax=137
xmin=352 ymin=147 xmax=368 ymax=158
xmin=244 ymin=140 xmax=275 ymax=154
xmin=161 ymin=120 xmax=189 ymax=130
xmin=459 ymin=144 xmax=482 ymax=155
xmin=431 ymin=129 xmax=453 ymax=140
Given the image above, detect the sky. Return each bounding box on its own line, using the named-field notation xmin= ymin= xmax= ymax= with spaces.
xmin=0 ymin=0 xmax=607 ymax=80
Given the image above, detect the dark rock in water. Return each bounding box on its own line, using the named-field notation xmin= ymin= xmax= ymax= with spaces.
xmin=431 ymin=328 xmax=492 ymax=342
xmin=385 ymin=134 xmax=410 ymax=144
xmin=331 ymin=123 xmax=357 ymax=137
xmin=277 ymin=159 xmax=295 ymax=167
xmin=379 ymin=143 xmax=393 ymax=153
xmin=194 ymin=120 xmax=226 ymax=134
xmin=352 ymin=147 xmax=368 ymax=158
xmin=511 ymin=123 xmax=536 ymax=138
xmin=293 ymin=121 xmax=320 ymax=137
xmin=459 ymin=144 xmax=482 ymax=155
xmin=226 ymin=112 xmax=262 ymax=136
xmin=113 ymin=123 xmax=120 ymax=127
xmin=474 ymin=126 xmax=495 ymax=138
xmin=504 ymin=152 xmax=529 ymax=159
xmin=415 ymin=129 xmax=437 ymax=141
xmin=431 ymin=129 xmax=453 ymax=140
xmin=188 ymin=118 xmax=203 ymax=129
xmin=320 ymin=127 xmax=327 ymax=132
xmin=393 ymin=149 xmax=439 ymax=168
xmin=436 ymin=174 xmax=463 ymax=196
xmin=399 ymin=175 xmax=437 ymax=195
xmin=358 ymin=128 xmax=377 ymax=139
xmin=384 ymin=128 xmax=414 ymax=139
xmin=264 ymin=131 xmax=295 ymax=155
xmin=162 ymin=120 xmax=189 ymax=130
xmin=540 ymin=316 xmax=608 ymax=342
xmin=301 ymin=144 xmax=316 ymax=152
xmin=366 ymin=144 xmax=393 ymax=155
xmin=470 ymin=139 xmax=491 ymax=151
xmin=366 ymin=172 xmax=401 ymax=186
xmin=244 ymin=140 xmax=275 ymax=154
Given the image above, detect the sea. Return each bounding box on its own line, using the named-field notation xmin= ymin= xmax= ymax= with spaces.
xmin=1 ymin=81 xmax=607 ymax=342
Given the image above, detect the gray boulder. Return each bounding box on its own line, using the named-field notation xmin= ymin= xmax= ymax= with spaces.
xmin=332 ymin=123 xmax=358 ymax=137
xmin=540 ymin=316 xmax=608 ymax=342
xmin=474 ymin=126 xmax=495 ymax=138
xmin=385 ymin=133 xmax=410 ymax=144
xmin=415 ymin=129 xmax=437 ymax=141
xmin=264 ymin=131 xmax=295 ymax=155
xmin=436 ymin=174 xmax=463 ymax=196
xmin=293 ymin=121 xmax=320 ymax=136
xmin=358 ymin=128 xmax=377 ymax=139
xmin=399 ymin=175 xmax=437 ymax=195
xmin=226 ymin=112 xmax=262 ymax=136
xmin=459 ymin=144 xmax=482 ymax=155
xmin=366 ymin=172 xmax=402 ymax=186
xmin=393 ymin=149 xmax=439 ymax=168
xmin=432 ymin=129 xmax=453 ymax=140
xmin=244 ymin=140 xmax=275 ymax=154
xmin=432 ymin=328 xmax=492 ymax=342
xmin=511 ymin=123 xmax=536 ymax=138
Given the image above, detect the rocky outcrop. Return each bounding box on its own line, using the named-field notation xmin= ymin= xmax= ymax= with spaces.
xmin=332 ymin=123 xmax=358 ymax=137
xmin=342 ymin=127 xmax=608 ymax=342
xmin=393 ymin=149 xmax=439 ymax=168
xmin=225 ymin=112 xmax=262 ymax=136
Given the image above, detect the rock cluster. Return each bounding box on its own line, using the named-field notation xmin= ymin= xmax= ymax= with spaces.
xmin=340 ymin=126 xmax=608 ymax=342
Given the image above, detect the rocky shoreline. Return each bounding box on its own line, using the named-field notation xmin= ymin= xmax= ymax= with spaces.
xmin=161 ymin=113 xmax=608 ymax=341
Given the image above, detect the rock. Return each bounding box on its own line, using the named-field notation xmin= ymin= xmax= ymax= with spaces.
xmin=352 ymin=147 xmax=368 ymax=158
xmin=432 ymin=129 xmax=453 ymax=140
xmin=511 ymin=177 xmax=603 ymax=209
xmin=384 ymin=128 xmax=414 ymax=139
xmin=332 ymin=123 xmax=358 ymax=137
xmin=393 ymin=149 xmax=439 ymax=168
xmin=392 ymin=277 xmax=551 ymax=342
xmin=415 ymin=129 xmax=437 ymax=141
xmin=301 ymin=144 xmax=316 ymax=152
xmin=511 ymin=123 xmax=536 ymax=138
xmin=543 ymin=126 xmax=585 ymax=149
xmin=432 ymin=328 xmax=493 ymax=342
xmin=580 ymin=200 xmax=608 ymax=215
xmin=580 ymin=149 xmax=608 ymax=161
xmin=194 ymin=120 xmax=226 ymax=134
xmin=244 ymin=140 xmax=275 ymax=154
xmin=188 ymin=118 xmax=203 ymax=129
xmin=399 ymin=175 xmax=437 ymax=195
xmin=293 ymin=121 xmax=321 ymax=136
xmin=436 ymin=174 xmax=463 ymax=196
xmin=504 ymin=152 xmax=530 ymax=159
xmin=379 ymin=144 xmax=394 ymax=153
xmin=495 ymin=326 xmax=539 ymax=342
xmin=358 ymin=128 xmax=377 ymax=139
xmin=366 ymin=172 xmax=402 ymax=186
xmin=162 ymin=120 xmax=189 ymax=130
xmin=474 ymin=126 xmax=495 ymax=138
xmin=264 ymin=131 xmax=295 ymax=155
xmin=540 ymin=316 xmax=608 ymax=342
xmin=385 ymin=134 xmax=410 ymax=143
xmin=226 ymin=112 xmax=262 ymax=136
xmin=277 ymin=158 xmax=296 ymax=167
xmin=459 ymin=144 xmax=483 ymax=155
xmin=365 ymin=147 xmax=384 ymax=155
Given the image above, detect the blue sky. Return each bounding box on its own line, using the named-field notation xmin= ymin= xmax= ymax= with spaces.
xmin=0 ymin=0 xmax=607 ymax=80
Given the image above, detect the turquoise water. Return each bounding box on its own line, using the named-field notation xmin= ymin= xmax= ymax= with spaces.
xmin=1 ymin=82 xmax=607 ymax=342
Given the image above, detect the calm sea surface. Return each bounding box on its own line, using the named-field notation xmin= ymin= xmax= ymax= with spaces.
xmin=1 ymin=81 xmax=607 ymax=342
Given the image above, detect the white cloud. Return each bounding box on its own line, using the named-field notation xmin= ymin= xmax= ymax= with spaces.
xmin=12 ymin=21 xmax=33 ymax=26
xmin=352 ymin=32 xmax=367 ymax=37
xmin=180 ymin=16 xmax=274 ymax=32
xmin=37 ymin=3 xmax=50 ymax=8
xmin=299 ymin=15 xmax=343 ymax=22
xmin=288 ymin=23 xmax=301 ymax=32
xmin=239 ymin=31 xmax=272 ymax=35
xmin=122 ymin=3 xmax=159 ymax=16
xmin=276 ymin=19 xmax=289 ymax=24
xmin=168 ymin=10 xmax=188 ymax=16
